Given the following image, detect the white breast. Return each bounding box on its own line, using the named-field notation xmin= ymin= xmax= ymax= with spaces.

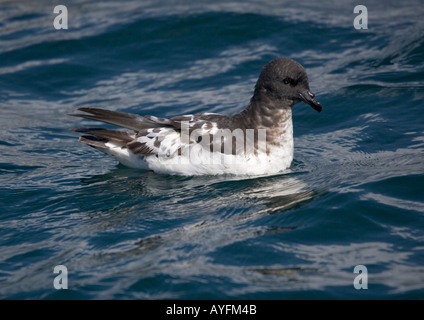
xmin=145 ymin=118 xmax=294 ymax=176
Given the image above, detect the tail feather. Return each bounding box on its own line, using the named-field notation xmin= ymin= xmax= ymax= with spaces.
xmin=79 ymin=135 xmax=108 ymax=149
xmin=74 ymin=128 xmax=134 ymax=144
xmin=70 ymin=108 xmax=177 ymax=168
xmin=69 ymin=107 xmax=171 ymax=131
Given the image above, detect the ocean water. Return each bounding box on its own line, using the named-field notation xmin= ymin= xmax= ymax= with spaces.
xmin=0 ymin=0 xmax=423 ymax=300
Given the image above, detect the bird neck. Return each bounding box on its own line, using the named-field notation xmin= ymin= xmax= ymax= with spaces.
xmin=230 ymin=97 xmax=294 ymax=155
xmin=237 ymin=96 xmax=293 ymax=130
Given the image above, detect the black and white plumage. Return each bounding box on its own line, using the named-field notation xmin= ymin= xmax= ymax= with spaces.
xmin=70 ymin=57 xmax=322 ymax=175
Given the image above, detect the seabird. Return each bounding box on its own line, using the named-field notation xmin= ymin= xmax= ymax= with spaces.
xmin=70 ymin=57 xmax=322 ymax=175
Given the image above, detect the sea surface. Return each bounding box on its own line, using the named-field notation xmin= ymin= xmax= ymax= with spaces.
xmin=0 ymin=0 xmax=423 ymax=299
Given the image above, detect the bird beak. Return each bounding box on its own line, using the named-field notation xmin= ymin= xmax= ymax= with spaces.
xmin=299 ymin=90 xmax=322 ymax=112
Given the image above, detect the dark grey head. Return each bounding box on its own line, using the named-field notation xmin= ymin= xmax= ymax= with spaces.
xmin=253 ymin=57 xmax=322 ymax=112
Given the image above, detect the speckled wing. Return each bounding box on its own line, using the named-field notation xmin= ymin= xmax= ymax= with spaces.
xmin=128 ymin=113 xmax=226 ymax=158
xmin=70 ymin=108 xmax=228 ymax=159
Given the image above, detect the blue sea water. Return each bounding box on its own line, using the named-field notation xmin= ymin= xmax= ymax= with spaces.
xmin=0 ymin=0 xmax=424 ymax=299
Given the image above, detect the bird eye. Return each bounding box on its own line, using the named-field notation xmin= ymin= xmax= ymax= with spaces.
xmin=283 ymin=77 xmax=298 ymax=86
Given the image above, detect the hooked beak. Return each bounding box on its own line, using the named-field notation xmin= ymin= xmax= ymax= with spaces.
xmin=299 ymin=90 xmax=322 ymax=112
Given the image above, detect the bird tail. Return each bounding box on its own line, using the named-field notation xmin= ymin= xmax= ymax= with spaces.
xmin=69 ymin=107 xmax=172 ymax=131
xmin=73 ymin=127 xmax=134 ymax=150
